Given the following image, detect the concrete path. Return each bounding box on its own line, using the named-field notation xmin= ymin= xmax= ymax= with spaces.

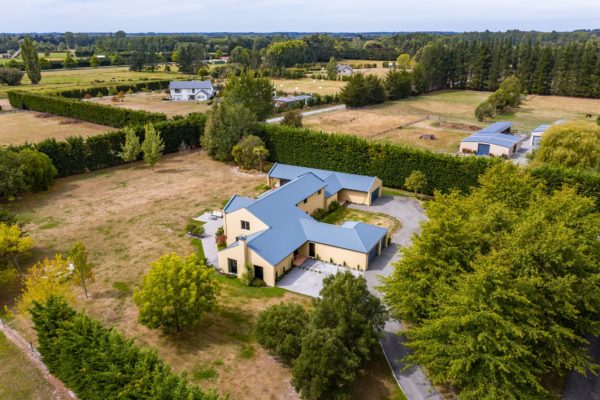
xmin=266 ymin=105 xmax=346 ymax=124
xmin=194 ymin=212 xmax=223 ymax=266
xmin=350 ymin=196 xmax=441 ymax=400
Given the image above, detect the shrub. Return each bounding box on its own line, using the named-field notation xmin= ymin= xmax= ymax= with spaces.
xmin=281 ymin=109 xmax=303 ymax=127
xmin=186 ymin=220 xmax=205 ymax=236
xmin=232 ymin=135 xmax=266 ymax=170
xmin=202 ymin=102 xmax=257 ymax=161
xmin=0 ymin=67 xmax=24 ymax=86
xmin=255 ymin=303 xmax=309 ymax=365
xmin=30 ymin=296 xmax=221 ymax=400
xmin=0 ymin=148 xmax=56 ymax=200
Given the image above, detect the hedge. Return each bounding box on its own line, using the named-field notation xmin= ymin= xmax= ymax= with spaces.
xmin=8 ymin=90 xmax=167 ymax=128
xmin=30 ymin=296 xmax=220 ymax=400
xmin=53 ymin=79 xmax=171 ymax=99
xmin=18 ymin=114 xmax=206 ymax=177
xmin=529 ymin=164 xmax=600 ymax=207
xmin=259 ymin=124 xmax=498 ymax=195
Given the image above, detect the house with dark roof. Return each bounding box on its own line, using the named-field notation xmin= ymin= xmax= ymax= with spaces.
xmin=169 ymin=80 xmax=214 ymax=102
xmin=460 ymin=122 xmax=522 ymax=157
xmin=217 ymin=164 xmax=386 ymax=286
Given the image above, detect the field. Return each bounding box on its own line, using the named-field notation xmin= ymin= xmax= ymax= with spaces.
xmin=88 ymin=92 xmax=211 ymax=117
xmin=272 ymin=77 xmax=345 ymax=95
xmin=0 ymin=332 xmax=59 ymax=400
xmin=0 ymin=111 xmax=110 ymax=145
xmin=303 ymin=90 xmax=600 ymax=153
xmin=3 ymin=150 xmax=402 ymax=400
xmin=0 ymin=66 xmax=186 ymax=98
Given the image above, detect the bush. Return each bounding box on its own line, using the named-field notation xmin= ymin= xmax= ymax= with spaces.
xmin=281 ymin=109 xmax=303 ymax=127
xmin=0 ymin=67 xmax=24 ymax=86
xmin=259 ymin=123 xmax=497 ymax=195
xmin=339 ymin=73 xmax=385 ymax=108
xmin=529 ymin=164 xmax=600 ymax=210
xmin=232 ymin=135 xmax=265 ymax=170
xmin=186 ymin=220 xmax=205 ymax=236
xmin=0 ymin=148 xmax=56 ymax=200
xmin=30 ymin=296 xmax=221 ymax=400
xmin=255 ymin=303 xmax=309 ymax=365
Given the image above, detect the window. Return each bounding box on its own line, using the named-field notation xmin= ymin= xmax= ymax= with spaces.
xmin=318 ymin=189 xmax=322 ymax=195
xmin=191 ymin=89 xmax=196 ymax=93
xmin=241 ymin=220 xmax=250 ymax=230
xmin=303 ymin=198 xmax=308 ymax=204
xmin=174 ymin=89 xmax=181 ymax=93
xmin=228 ymin=258 xmax=238 ymax=274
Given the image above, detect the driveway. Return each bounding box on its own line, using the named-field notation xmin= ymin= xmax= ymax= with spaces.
xmin=564 ymin=335 xmax=600 ymax=400
xmin=351 ymin=196 xmax=441 ymax=400
xmin=266 ymin=105 xmax=346 ymax=124
xmin=277 ymin=258 xmax=362 ymax=298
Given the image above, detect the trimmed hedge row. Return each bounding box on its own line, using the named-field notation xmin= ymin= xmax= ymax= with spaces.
xmin=31 ymin=296 xmax=220 ymax=400
xmin=53 ymin=79 xmax=171 ymax=99
xmin=17 ymin=114 xmax=206 ymax=177
xmin=8 ymin=90 xmax=167 ymax=128
xmin=259 ymin=124 xmax=498 ymax=194
xmin=530 ymin=164 xmax=600 ymax=206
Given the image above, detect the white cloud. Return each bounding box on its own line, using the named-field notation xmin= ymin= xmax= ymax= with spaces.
xmin=3 ymin=0 xmax=599 ymax=32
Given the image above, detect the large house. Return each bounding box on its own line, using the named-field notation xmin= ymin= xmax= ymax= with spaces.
xmin=169 ymin=80 xmax=214 ymax=102
xmin=460 ymin=122 xmax=522 ymax=157
xmin=217 ymin=164 xmax=387 ymax=287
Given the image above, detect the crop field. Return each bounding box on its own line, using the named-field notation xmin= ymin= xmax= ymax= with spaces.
xmin=88 ymin=92 xmax=211 ymax=117
xmin=272 ymin=77 xmax=345 ymax=95
xmin=0 ymin=66 xmax=189 ymax=98
xmin=3 ymin=150 xmax=402 ymax=400
xmin=303 ymin=90 xmax=600 ymax=153
xmin=0 ymin=111 xmax=110 ymax=145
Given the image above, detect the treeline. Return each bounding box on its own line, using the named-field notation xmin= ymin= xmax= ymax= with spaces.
xmin=416 ymin=37 xmax=600 ymax=97
xmin=14 ymin=114 xmax=205 ymax=177
xmin=30 ymin=296 xmax=220 ymax=400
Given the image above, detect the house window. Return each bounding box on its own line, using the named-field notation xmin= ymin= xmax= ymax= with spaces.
xmin=191 ymin=89 xmax=196 ymax=93
xmin=174 ymin=89 xmax=181 ymax=93
xmin=241 ymin=220 xmax=250 ymax=230
xmin=228 ymin=258 xmax=238 ymax=274
xmin=303 ymin=198 xmax=308 ymax=204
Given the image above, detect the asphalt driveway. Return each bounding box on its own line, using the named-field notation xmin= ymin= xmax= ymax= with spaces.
xmin=277 ymin=258 xmax=362 ymax=297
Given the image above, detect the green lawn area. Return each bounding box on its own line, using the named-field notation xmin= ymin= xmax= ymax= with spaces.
xmin=322 ymin=207 xmax=401 ymax=235
xmin=0 ymin=332 xmax=57 ymax=399
xmin=0 ymin=66 xmax=192 ymax=98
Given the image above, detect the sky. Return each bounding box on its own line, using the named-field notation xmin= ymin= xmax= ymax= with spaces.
xmin=3 ymin=0 xmax=600 ymax=33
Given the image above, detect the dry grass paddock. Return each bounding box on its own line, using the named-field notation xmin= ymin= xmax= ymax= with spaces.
xmin=4 ymin=150 xmax=402 ymax=400
xmin=88 ymin=92 xmax=211 ymax=117
xmin=0 ymin=111 xmax=110 ymax=145
xmin=272 ymin=78 xmax=345 ymax=96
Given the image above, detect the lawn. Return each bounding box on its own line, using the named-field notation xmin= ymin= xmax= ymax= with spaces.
xmin=303 ymin=90 xmax=600 ymax=153
xmin=0 ymin=66 xmax=190 ymax=98
xmin=322 ymin=207 xmax=401 ymax=236
xmin=0 ymin=332 xmax=58 ymax=400
xmin=88 ymin=92 xmax=211 ymax=117
xmin=3 ymin=150 xmax=402 ymax=400
xmin=272 ymin=77 xmax=345 ymax=96
xmin=0 ymin=111 xmax=110 ymax=145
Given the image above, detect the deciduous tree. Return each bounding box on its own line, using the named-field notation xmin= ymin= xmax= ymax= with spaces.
xmin=118 ymin=126 xmax=142 ymax=163
xmin=404 ymin=170 xmax=427 ymax=198
xmin=0 ymin=223 xmax=33 ymax=276
xmin=222 ymin=72 xmax=274 ymax=121
xmin=133 ymin=253 xmax=219 ymax=333
xmin=202 ymin=102 xmax=257 ymax=161
xmin=232 ymin=135 xmax=266 ymax=170
xmin=255 ymin=303 xmax=308 ymax=365
xmin=141 ymin=124 xmax=164 ymax=170
xmin=18 ymin=255 xmax=74 ymax=314
xmin=68 ymin=241 xmax=94 ymax=299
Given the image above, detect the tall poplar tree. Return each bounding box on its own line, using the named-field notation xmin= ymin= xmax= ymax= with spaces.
xmin=20 ymin=36 xmax=42 ymax=84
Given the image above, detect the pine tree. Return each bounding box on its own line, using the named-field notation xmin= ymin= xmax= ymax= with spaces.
xmin=141 ymin=124 xmax=164 ymax=170
xmin=20 ymin=36 xmax=41 ymax=84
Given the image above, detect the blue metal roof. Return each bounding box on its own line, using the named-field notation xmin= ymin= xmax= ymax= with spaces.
xmin=532 ymin=124 xmax=550 ymax=133
xmin=225 ymin=170 xmax=387 ymax=265
xmin=275 ymin=95 xmax=312 ymax=103
xmin=478 ymin=122 xmax=512 ymax=134
xmin=268 ymin=163 xmax=377 ymax=194
xmin=461 ymin=122 xmax=521 ymax=149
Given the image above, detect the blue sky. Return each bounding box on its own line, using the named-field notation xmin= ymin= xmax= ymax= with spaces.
xmin=4 ymin=0 xmax=600 ymax=32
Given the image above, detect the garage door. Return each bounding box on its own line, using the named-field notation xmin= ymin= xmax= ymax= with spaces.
xmin=477 ymin=144 xmax=490 ymax=156
xmin=370 ymin=188 xmax=379 ymax=203
xmin=368 ymin=245 xmax=378 ymax=262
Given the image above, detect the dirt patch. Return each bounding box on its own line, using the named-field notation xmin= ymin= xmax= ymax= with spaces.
xmin=0 ymin=112 xmax=110 ymax=146
xmin=438 ymin=122 xmax=482 ymax=131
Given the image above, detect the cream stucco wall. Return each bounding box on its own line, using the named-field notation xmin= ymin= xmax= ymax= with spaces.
xmin=297 ymin=241 xmax=370 ymax=271
xmin=460 ymin=141 xmax=521 ymax=157
xmin=296 ymin=189 xmax=326 ymax=215
xmin=338 ymin=189 xmax=369 ymax=206
xmin=223 ymin=208 xmax=268 ymax=246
